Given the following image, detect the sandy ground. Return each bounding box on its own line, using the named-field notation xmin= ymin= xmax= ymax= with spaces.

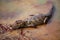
xmin=0 ymin=0 xmax=60 ymax=40
xmin=0 ymin=20 xmax=60 ymax=40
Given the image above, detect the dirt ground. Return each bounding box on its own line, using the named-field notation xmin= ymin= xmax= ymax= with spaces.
xmin=0 ymin=0 xmax=60 ymax=40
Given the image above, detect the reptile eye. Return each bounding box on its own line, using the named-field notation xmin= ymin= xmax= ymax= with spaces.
xmin=30 ymin=15 xmax=34 ymax=16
